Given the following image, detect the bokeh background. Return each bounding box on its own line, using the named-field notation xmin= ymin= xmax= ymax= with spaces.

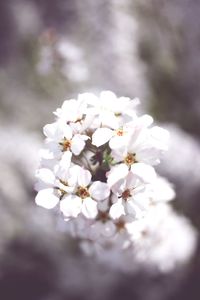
xmin=1 ymin=0 xmax=200 ymax=299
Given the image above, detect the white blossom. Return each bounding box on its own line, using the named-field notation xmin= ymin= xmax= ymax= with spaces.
xmin=43 ymin=121 xmax=89 ymax=159
xmin=54 ymin=98 xmax=87 ymax=123
xmin=35 ymin=91 xmax=197 ymax=273
xmin=109 ymin=172 xmax=150 ymax=219
xmin=107 ymin=162 xmax=156 ymax=187
xmin=60 ymin=167 xmax=110 ymax=219
xmin=92 ymin=123 xmax=132 ymax=149
xmin=79 ymin=91 xmax=139 ymax=129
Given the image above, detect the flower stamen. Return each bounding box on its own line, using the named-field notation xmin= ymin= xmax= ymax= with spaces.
xmin=115 ymin=220 xmax=125 ymax=232
xmin=96 ymin=211 xmax=110 ymax=223
xmin=76 ymin=186 xmax=90 ymax=199
xmin=116 ymin=128 xmax=124 ymax=136
xmin=124 ymin=153 xmax=136 ymax=166
xmin=121 ymin=189 xmax=132 ymax=200
xmin=59 ymin=137 xmax=71 ymax=152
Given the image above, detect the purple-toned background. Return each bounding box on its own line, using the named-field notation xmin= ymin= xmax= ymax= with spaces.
xmin=0 ymin=1 xmax=200 ymax=299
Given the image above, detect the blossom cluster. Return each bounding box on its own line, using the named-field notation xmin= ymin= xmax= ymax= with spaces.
xmin=35 ymin=91 xmax=195 ymax=272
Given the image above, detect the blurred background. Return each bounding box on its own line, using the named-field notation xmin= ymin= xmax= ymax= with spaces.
xmin=1 ymin=0 xmax=200 ymax=299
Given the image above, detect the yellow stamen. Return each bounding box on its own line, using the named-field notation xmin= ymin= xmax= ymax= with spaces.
xmin=124 ymin=153 xmax=136 ymax=166
xmin=59 ymin=137 xmax=71 ymax=152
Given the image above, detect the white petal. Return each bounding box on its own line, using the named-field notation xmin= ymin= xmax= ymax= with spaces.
xmin=35 ymin=188 xmax=59 ymax=209
xmin=107 ymin=164 xmax=129 ymax=187
xmin=92 ymin=128 xmax=113 ymax=147
xmin=131 ymin=163 xmax=157 ymax=183
xmin=133 ymin=193 xmax=150 ymax=211
xmin=78 ymin=168 xmax=92 ymax=187
xmin=43 ymin=122 xmax=58 ymax=139
xmin=54 ymin=152 xmax=72 ymax=180
xmin=81 ymin=198 xmax=98 ymax=219
xmin=137 ymin=114 xmax=153 ymax=128
xmin=101 ymin=112 xmax=119 ymax=129
xmin=125 ymin=172 xmax=139 ymax=189
xmin=60 ymin=195 xmax=82 ymax=218
xmin=60 ymin=99 xmax=80 ymax=122
xmin=109 ymin=135 xmax=128 ymax=149
xmin=111 ymin=148 xmax=126 ymax=163
xmin=79 ymin=92 xmax=99 ymax=106
xmin=45 ymin=141 xmax=61 ymax=158
xmin=136 ymin=148 xmax=161 ymax=165
xmin=111 ymin=180 xmax=125 ymax=196
xmin=35 ymin=168 xmax=55 ymax=186
xmin=71 ymin=134 xmax=86 ymax=155
xmin=109 ymin=201 xmax=125 ymax=219
xmin=67 ymin=165 xmax=80 ymax=186
xmin=149 ymin=126 xmax=170 ymax=150
xmin=59 ymin=151 xmax=72 ymax=169
xmin=152 ymin=177 xmax=176 ymax=202
xmin=89 ymin=181 xmax=110 ymax=201
xmin=81 ymin=114 xmax=96 ymax=131
xmin=100 ymin=90 xmax=117 ymax=103
xmin=80 ymin=134 xmax=90 ymax=141
xmin=125 ymin=201 xmax=137 ymax=218
xmin=39 ymin=148 xmax=55 ymax=160
xmin=126 ymin=201 xmax=145 ymax=219
xmin=62 ymin=124 xmax=73 ymax=139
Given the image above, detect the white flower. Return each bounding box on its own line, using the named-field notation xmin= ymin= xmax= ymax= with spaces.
xmin=79 ymin=91 xmax=139 ymax=129
xmin=54 ymin=98 xmax=87 ymax=123
xmin=110 ymin=116 xmax=169 ymax=167
xmin=109 ymin=172 xmax=150 ymax=219
xmin=35 ymin=155 xmax=76 ymax=209
xmin=92 ymin=124 xmax=132 ymax=149
xmin=107 ymin=162 xmax=156 ymax=187
xmin=43 ymin=121 xmax=89 ymax=158
xmin=126 ymin=204 xmax=197 ymax=272
xmin=147 ymin=177 xmax=176 ymax=203
xmin=34 ymin=91 xmax=195 ymax=273
xmin=60 ymin=167 xmax=110 ymax=219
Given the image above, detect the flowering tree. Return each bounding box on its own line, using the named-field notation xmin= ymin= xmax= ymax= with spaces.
xmin=35 ymin=91 xmax=196 ymax=272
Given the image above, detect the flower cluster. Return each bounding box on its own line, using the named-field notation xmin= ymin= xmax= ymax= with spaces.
xmin=35 ymin=91 xmax=196 ymax=272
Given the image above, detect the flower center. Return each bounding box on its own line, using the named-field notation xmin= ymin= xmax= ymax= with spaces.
xmin=121 ymin=189 xmax=132 ymax=200
xmin=116 ymin=128 xmax=124 ymax=136
xmin=59 ymin=137 xmax=71 ymax=152
xmin=97 ymin=211 xmax=109 ymax=223
xmin=76 ymin=186 xmax=90 ymax=199
xmin=124 ymin=153 xmax=136 ymax=166
xmin=115 ymin=220 xmax=125 ymax=231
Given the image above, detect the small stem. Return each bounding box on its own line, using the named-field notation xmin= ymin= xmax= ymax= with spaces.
xmin=82 ymin=153 xmax=93 ymax=173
